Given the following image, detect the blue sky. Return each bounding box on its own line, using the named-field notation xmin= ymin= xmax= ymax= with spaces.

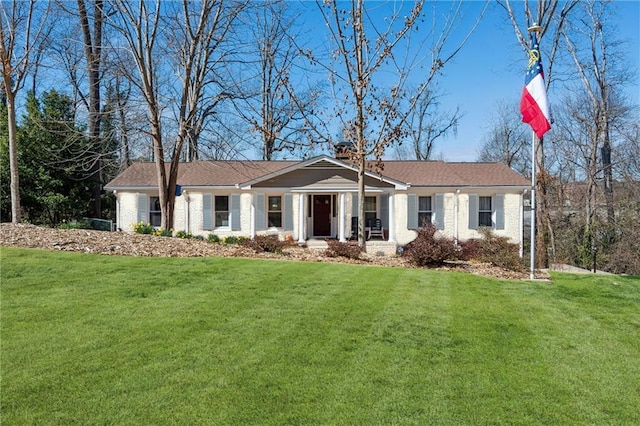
xmin=296 ymin=1 xmax=640 ymax=162
xmin=434 ymin=0 xmax=640 ymax=161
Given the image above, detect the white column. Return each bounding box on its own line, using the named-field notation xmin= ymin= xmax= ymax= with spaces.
xmin=250 ymin=195 xmax=256 ymax=238
xmin=184 ymin=190 xmax=189 ymax=234
xmin=339 ymin=192 xmax=346 ymax=242
xmin=298 ymin=193 xmax=305 ymax=243
xmin=114 ymin=190 xmax=119 ymax=231
xmin=454 ymin=189 xmax=460 ymax=245
xmin=387 ymin=192 xmax=395 ymax=242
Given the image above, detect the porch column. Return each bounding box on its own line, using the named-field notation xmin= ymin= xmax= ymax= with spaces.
xmin=298 ymin=193 xmax=305 ymax=243
xmin=339 ymin=192 xmax=346 ymax=242
xmin=388 ymin=192 xmax=395 ymax=242
xmin=250 ymin=195 xmax=256 ymax=238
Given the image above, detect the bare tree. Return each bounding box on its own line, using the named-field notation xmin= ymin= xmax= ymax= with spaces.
xmin=311 ymin=0 xmax=485 ymax=249
xmin=404 ymin=87 xmax=460 ymax=161
xmin=0 ymin=0 xmax=50 ymax=223
xmin=562 ymin=0 xmax=631 ymax=225
xmin=477 ymin=100 xmax=531 ymax=176
xmin=110 ymin=0 xmax=246 ymax=230
xmin=76 ymin=0 xmax=104 ymax=217
xmin=226 ymin=0 xmax=318 ymax=160
xmin=497 ymin=0 xmax=578 ymax=267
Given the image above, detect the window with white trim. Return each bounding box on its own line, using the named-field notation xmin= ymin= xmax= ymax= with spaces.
xmin=215 ymin=196 xmax=229 ymax=227
xmin=478 ymin=196 xmax=492 ymax=227
xmin=418 ymin=196 xmax=432 ymax=227
xmin=267 ymin=196 xmax=282 ymax=228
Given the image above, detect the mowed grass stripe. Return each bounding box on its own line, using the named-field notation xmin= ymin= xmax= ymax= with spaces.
xmin=2 ymin=248 xmax=639 ymax=425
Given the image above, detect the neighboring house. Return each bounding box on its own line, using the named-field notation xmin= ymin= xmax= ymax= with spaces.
xmin=105 ymin=155 xmax=530 ymax=253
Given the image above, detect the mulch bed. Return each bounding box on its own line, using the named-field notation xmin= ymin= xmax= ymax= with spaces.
xmin=0 ymin=223 xmax=548 ymax=280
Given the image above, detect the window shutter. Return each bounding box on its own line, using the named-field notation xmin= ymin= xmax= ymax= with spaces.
xmin=435 ymin=193 xmax=445 ymax=230
xmin=202 ymin=194 xmax=212 ymax=230
xmin=255 ymin=193 xmax=266 ymax=231
xmin=283 ymin=193 xmax=293 ymax=230
xmin=494 ymin=194 xmax=505 ymax=230
xmin=407 ymin=194 xmax=418 ymax=229
xmin=468 ymin=194 xmax=478 ymax=229
xmin=351 ymin=193 xmax=358 ymax=216
xmin=137 ymin=194 xmax=147 ymax=224
xmin=379 ymin=194 xmax=389 ymax=228
xmin=231 ymin=194 xmax=241 ymax=231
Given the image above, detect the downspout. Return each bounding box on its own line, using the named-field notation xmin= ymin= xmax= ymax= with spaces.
xmin=454 ymin=189 xmax=460 ymax=245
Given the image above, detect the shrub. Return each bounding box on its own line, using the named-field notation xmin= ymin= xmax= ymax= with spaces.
xmin=133 ymin=222 xmax=155 ymax=235
xmin=221 ymin=236 xmax=250 ymax=245
xmin=58 ymin=219 xmax=91 ymax=230
xmin=476 ymin=228 xmax=524 ymax=272
xmin=208 ymin=234 xmax=220 ymax=243
xmin=325 ymin=239 xmax=362 ymax=260
xmin=403 ymin=223 xmax=457 ymax=267
xmin=246 ymin=235 xmax=289 ymax=254
xmin=458 ymin=238 xmax=482 ymax=261
xmin=175 ymin=230 xmax=192 ymax=239
xmin=154 ymin=228 xmax=173 ymax=237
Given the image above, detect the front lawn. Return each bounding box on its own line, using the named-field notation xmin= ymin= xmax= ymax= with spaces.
xmin=2 ymin=248 xmax=639 ymax=425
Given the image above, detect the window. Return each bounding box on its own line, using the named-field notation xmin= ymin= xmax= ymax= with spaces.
xmin=418 ymin=196 xmax=432 ymax=227
xmin=268 ymin=196 xmax=282 ymax=227
xmin=478 ymin=196 xmax=492 ymax=227
xmin=364 ymin=196 xmax=377 ymax=225
xmin=215 ymin=196 xmax=229 ymax=227
xmin=150 ymin=196 xmax=161 ymax=226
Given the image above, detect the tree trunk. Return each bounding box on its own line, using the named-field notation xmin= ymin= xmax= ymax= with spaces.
xmin=6 ymin=93 xmax=21 ymax=223
xmin=78 ymin=0 xmax=104 ymax=217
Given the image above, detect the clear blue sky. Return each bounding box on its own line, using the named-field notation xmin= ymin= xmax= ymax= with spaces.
xmin=296 ymin=1 xmax=640 ymax=162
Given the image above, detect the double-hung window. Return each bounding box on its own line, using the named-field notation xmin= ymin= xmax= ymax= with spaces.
xmin=215 ymin=196 xmax=229 ymax=227
xmin=149 ymin=196 xmax=161 ymax=226
xmin=268 ymin=196 xmax=282 ymax=228
xmin=364 ymin=196 xmax=377 ymax=224
xmin=478 ymin=196 xmax=492 ymax=227
xmin=418 ymin=196 xmax=432 ymax=227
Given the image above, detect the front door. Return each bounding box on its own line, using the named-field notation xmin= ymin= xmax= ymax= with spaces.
xmin=313 ymin=195 xmax=332 ymax=236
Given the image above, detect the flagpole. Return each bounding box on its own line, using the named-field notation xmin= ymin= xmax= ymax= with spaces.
xmin=527 ymin=23 xmax=542 ymax=280
xmin=530 ymin=130 xmax=536 ymax=280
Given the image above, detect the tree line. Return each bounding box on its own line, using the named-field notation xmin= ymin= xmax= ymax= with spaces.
xmin=1 ymin=0 xmax=638 ymax=272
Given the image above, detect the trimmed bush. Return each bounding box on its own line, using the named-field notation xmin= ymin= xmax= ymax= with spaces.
xmin=458 ymin=238 xmax=482 ymax=261
xmin=175 ymin=230 xmax=192 ymax=239
xmin=208 ymin=234 xmax=221 ymax=243
xmin=403 ymin=223 xmax=457 ymax=267
xmin=325 ymin=239 xmax=362 ymax=260
xmin=475 ymin=228 xmax=524 ymax=272
xmin=246 ymin=235 xmax=289 ymax=253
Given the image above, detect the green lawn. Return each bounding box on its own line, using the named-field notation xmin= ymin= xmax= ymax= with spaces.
xmin=1 ymin=247 xmax=639 ymax=425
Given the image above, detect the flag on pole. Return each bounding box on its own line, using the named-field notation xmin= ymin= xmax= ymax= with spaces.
xmin=520 ymin=33 xmax=551 ymax=138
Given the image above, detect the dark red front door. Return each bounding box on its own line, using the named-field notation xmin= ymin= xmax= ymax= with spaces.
xmin=313 ymin=195 xmax=332 ymax=236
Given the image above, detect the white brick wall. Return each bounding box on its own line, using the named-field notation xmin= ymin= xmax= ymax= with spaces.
xmin=116 ymin=188 xmax=523 ymax=247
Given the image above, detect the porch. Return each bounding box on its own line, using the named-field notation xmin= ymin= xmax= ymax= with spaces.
xmin=304 ymin=238 xmax=399 ymax=257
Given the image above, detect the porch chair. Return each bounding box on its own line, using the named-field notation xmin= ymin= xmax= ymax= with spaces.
xmin=367 ymin=218 xmax=384 ymax=240
xmin=350 ymin=216 xmax=358 ymax=240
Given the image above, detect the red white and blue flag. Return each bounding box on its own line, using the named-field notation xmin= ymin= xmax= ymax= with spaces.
xmin=520 ymin=33 xmax=551 ymax=138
